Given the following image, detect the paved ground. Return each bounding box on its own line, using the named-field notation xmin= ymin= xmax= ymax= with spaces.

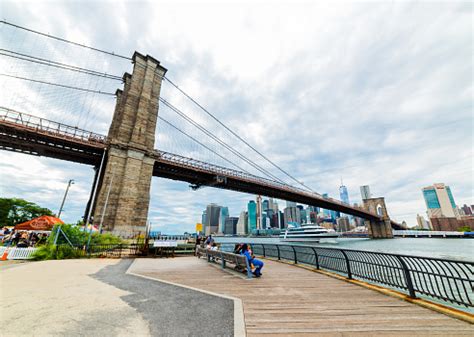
xmin=0 ymin=259 xmax=234 ymax=337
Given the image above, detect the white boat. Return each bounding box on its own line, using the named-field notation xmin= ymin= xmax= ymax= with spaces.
xmin=279 ymin=224 xmax=339 ymax=242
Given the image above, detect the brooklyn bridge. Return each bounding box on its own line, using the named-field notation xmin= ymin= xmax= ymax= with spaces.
xmin=0 ymin=21 xmax=401 ymax=238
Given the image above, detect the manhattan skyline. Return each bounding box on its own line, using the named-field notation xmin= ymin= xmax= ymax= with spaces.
xmin=0 ymin=1 xmax=472 ymax=234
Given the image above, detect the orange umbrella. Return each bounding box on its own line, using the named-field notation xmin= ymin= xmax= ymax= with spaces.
xmin=14 ymin=215 xmax=64 ymax=231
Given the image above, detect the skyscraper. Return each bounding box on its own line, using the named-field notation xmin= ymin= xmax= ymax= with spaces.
xmin=286 ymin=201 xmax=297 ymax=208
xmin=262 ymin=199 xmax=269 ymax=211
xmin=360 ymin=185 xmax=371 ymax=200
xmin=205 ymin=203 xmax=221 ymax=235
xmin=256 ymin=195 xmax=262 ymax=230
xmin=224 ymin=217 xmax=238 ymax=235
xmin=422 ymin=183 xmax=460 ymax=219
xmin=218 ymin=207 xmax=229 ymax=234
xmin=201 ymin=210 xmax=207 ymax=228
xmin=339 ymin=181 xmax=350 ymax=205
xmin=237 ymin=211 xmax=248 ymax=235
xmin=248 ymin=200 xmax=257 ymax=232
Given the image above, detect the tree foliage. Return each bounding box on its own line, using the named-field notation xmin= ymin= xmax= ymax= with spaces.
xmin=0 ymin=198 xmax=54 ymax=226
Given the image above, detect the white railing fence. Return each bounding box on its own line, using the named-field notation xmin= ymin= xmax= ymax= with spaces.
xmin=0 ymin=247 xmax=38 ymax=260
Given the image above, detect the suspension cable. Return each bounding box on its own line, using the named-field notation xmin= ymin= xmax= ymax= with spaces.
xmin=158 ymin=115 xmax=252 ymax=174
xmin=0 ymin=49 xmax=123 ymax=80
xmin=163 ymin=76 xmax=315 ymax=193
xmin=0 ymin=73 xmax=116 ymax=96
xmin=1 ymin=20 xmax=131 ymax=60
xmin=160 ymin=98 xmax=287 ymax=185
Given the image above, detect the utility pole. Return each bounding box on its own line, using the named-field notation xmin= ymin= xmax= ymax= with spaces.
xmin=58 ymin=179 xmax=74 ymax=219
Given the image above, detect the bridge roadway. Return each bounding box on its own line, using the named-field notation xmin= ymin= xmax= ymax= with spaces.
xmin=0 ymin=107 xmax=385 ymax=222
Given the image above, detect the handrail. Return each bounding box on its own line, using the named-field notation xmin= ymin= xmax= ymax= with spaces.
xmin=249 ymin=243 xmax=474 ymax=308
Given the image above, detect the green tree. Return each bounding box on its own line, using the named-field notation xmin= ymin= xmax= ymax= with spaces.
xmin=457 ymin=225 xmax=472 ymax=232
xmin=0 ymin=198 xmax=54 ymax=226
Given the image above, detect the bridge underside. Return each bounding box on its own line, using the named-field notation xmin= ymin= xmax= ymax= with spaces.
xmin=0 ymin=121 xmax=103 ymax=165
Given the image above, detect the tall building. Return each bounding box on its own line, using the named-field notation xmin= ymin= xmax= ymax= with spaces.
xmin=248 ymin=200 xmax=257 ymax=233
xmin=236 ymin=211 xmax=248 ymax=235
xmin=205 ymin=203 xmax=221 ymax=235
xmin=339 ymin=181 xmax=350 ymax=205
xmin=201 ymin=210 xmax=207 ymax=228
xmin=336 ymin=216 xmax=351 ymax=232
xmin=286 ymin=201 xmax=297 ymax=208
xmin=224 ymin=217 xmax=238 ymax=235
xmin=461 ymin=204 xmax=472 ymax=215
xmin=218 ymin=207 xmax=229 ymax=234
xmin=283 ymin=206 xmax=301 ymax=227
xmin=262 ymin=199 xmax=269 ymax=211
xmin=256 ymin=195 xmax=262 ymax=230
xmin=416 ymin=214 xmax=431 ymax=230
xmin=360 ymin=185 xmax=371 ymax=200
xmin=422 ymin=183 xmax=460 ymax=218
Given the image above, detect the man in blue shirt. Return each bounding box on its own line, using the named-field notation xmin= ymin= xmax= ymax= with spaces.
xmin=241 ymin=244 xmax=264 ymax=277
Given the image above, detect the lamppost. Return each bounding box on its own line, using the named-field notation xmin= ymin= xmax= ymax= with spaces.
xmin=58 ymin=179 xmax=74 ymax=219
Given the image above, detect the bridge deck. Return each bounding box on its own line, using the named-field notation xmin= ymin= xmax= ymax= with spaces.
xmin=129 ymin=257 xmax=473 ymax=336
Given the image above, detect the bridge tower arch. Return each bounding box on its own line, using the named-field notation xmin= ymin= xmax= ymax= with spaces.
xmin=362 ymin=197 xmax=393 ymax=238
xmin=92 ymin=52 xmax=167 ymax=237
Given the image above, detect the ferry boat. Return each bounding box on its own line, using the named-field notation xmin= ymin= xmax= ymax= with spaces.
xmin=279 ymin=223 xmax=339 ymax=242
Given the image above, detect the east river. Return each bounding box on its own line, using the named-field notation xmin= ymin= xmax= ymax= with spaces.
xmin=214 ymin=237 xmax=474 ymax=261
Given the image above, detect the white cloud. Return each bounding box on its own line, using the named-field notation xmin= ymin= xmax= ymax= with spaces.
xmin=0 ymin=0 xmax=472 ymax=231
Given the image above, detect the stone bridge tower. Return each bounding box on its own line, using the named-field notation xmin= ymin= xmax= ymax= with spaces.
xmin=362 ymin=197 xmax=393 ymax=238
xmin=92 ymin=52 xmax=167 ymax=237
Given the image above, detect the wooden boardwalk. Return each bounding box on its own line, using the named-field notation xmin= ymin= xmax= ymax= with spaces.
xmin=130 ymin=257 xmax=473 ymax=336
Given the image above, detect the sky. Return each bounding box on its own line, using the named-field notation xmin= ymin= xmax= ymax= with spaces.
xmin=0 ymin=0 xmax=472 ymax=233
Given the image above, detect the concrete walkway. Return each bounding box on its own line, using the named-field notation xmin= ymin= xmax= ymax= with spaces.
xmin=0 ymin=259 xmax=234 ymax=337
xmin=130 ymin=257 xmax=474 ymax=336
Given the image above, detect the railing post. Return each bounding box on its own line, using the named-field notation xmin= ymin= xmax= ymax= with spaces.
xmin=291 ymin=246 xmax=297 ymax=264
xmin=340 ymin=250 xmax=352 ymax=279
xmin=396 ymin=255 xmax=416 ymax=298
xmin=276 ymin=245 xmax=280 ymax=260
xmin=119 ymin=244 xmax=122 ymax=258
xmin=311 ymin=247 xmax=319 ymax=269
xmin=261 ymin=244 xmax=266 ymax=257
xmin=221 ymin=252 xmax=226 ymax=269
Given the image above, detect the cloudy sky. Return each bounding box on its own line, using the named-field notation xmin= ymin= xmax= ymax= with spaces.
xmin=0 ymin=0 xmax=472 ymax=233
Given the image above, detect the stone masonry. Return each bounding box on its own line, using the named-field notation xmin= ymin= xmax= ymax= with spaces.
xmin=363 ymin=197 xmax=394 ymax=238
xmin=92 ymin=52 xmax=167 ymax=237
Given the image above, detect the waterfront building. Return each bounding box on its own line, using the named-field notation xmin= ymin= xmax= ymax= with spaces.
xmin=461 ymin=204 xmax=472 ymax=215
xmin=360 ymin=185 xmax=372 ymax=200
xmin=339 ymin=181 xmax=350 ymax=205
xmin=262 ymin=199 xmax=269 ymax=211
xmin=224 ymin=217 xmax=238 ymax=235
xmin=416 ymin=214 xmax=431 ymax=230
xmin=283 ymin=206 xmax=301 ymax=227
xmin=248 ymin=200 xmax=257 ymax=232
xmin=205 ymin=203 xmax=221 ymax=235
xmin=286 ymin=201 xmax=297 ymax=208
xmin=201 ymin=210 xmax=207 ymax=229
xmin=256 ymin=195 xmax=262 ymax=230
xmin=336 ymin=217 xmax=351 ymax=232
xmin=422 ymin=183 xmax=460 ymax=219
xmin=218 ymin=207 xmax=229 ymax=234
xmin=236 ymin=211 xmax=248 ymax=235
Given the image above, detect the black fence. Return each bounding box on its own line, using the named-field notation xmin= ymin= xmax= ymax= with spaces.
xmin=251 ymin=243 xmax=474 ymax=308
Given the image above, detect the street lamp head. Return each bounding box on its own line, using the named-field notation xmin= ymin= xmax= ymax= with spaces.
xmin=70 ymin=179 xmax=75 ymax=185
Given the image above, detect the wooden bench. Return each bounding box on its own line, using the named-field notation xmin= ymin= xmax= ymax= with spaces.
xmin=196 ymin=247 xmax=253 ymax=279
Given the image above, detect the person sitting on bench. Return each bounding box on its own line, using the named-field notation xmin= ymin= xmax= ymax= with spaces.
xmin=240 ymin=244 xmax=264 ymax=277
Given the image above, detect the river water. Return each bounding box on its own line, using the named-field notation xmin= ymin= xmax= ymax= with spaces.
xmin=214 ymin=237 xmax=474 ymax=261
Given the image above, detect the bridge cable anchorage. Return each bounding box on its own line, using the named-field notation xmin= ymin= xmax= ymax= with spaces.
xmin=159 ymin=98 xmax=289 ymax=185
xmin=0 ymin=20 xmax=131 ymax=61
xmin=0 ymin=74 xmax=116 ymax=96
xmin=157 ymin=115 xmax=253 ymax=175
xmin=0 ymin=49 xmax=123 ymax=81
xmin=163 ymin=76 xmax=315 ymax=193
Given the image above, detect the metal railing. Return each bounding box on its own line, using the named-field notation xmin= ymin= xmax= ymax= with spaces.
xmin=51 ymin=243 xmax=146 ymax=258
xmin=251 ymin=243 xmax=474 ymax=308
xmin=0 ymin=106 xmax=107 ymax=146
